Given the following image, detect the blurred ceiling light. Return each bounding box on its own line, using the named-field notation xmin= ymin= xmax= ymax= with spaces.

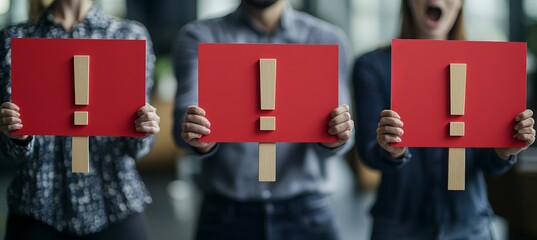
xmin=0 ymin=0 xmax=10 ymax=15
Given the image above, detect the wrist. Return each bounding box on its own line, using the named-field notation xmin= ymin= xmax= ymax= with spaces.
xmin=390 ymin=148 xmax=406 ymax=159
xmin=11 ymin=135 xmax=32 ymax=146
xmin=320 ymin=141 xmax=343 ymax=149
xmin=495 ymin=149 xmax=512 ymax=160
xmin=197 ymin=143 xmax=215 ymax=153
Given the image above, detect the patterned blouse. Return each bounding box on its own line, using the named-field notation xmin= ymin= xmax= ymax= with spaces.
xmin=0 ymin=5 xmax=155 ymax=235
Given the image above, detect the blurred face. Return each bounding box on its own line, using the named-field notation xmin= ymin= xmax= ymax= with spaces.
xmin=242 ymin=0 xmax=280 ymax=9
xmin=409 ymin=0 xmax=463 ymax=39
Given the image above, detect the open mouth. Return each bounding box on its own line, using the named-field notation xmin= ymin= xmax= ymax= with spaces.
xmin=426 ymin=6 xmax=442 ymax=22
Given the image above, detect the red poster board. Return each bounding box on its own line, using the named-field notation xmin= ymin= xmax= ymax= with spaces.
xmin=199 ymin=43 xmax=338 ymax=142
xmin=391 ymin=39 xmax=526 ymax=148
xmin=11 ymin=38 xmax=146 ymax=137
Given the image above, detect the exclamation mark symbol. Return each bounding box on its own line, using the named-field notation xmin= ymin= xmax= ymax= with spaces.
xmin=259 ymin=59 xmax=276 ymax=182
xmin=448 ymin=63 xmax=466 ymax=190
xmin=73 ymin=55 xmax=90 ymax=173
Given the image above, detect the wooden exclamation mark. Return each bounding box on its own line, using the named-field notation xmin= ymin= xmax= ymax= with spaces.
xmin=448 ymin=63 xmax=466 ymax=190
xmin=73 ymin=55 xmax=90 ymax=173
xmin=259 ymin=59 xmax=276 ymax=182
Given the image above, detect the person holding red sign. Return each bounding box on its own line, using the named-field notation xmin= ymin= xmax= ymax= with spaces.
xmin=0 ymin=0 xmax=159 ymax=239
xmin=173 ymin=0 xmax=354 ymax=239
xmin=353 ymin=0 xmax=535 ymax=239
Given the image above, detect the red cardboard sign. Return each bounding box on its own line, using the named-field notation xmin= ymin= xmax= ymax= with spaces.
xmin=11 ymin=38 xmax=146 ymax=136
xmin=199 ymin=43 xmax=338 ymax=142
xmin=391 ymin=39 xmax=526 ymax=148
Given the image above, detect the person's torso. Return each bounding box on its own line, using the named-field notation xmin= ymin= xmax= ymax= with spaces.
xmin=185 ymin=6 xmax=349 ymax=201
xmin=1 ymin=6 xmax=152 ymax=235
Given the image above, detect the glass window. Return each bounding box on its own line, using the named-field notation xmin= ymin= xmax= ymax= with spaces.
xmin=197 ymin=0 xmax=239 ymax=20
xmin=465 ymin=0 xmax=508 ymax=41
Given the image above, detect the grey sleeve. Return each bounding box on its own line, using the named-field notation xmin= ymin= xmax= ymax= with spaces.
xmin=312 ymin=27 xmax=354 ymax=158
xmin=171 ymin=23 xmax=210 ymax=154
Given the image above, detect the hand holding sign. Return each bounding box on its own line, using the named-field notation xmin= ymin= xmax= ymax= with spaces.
xmin=495 ymin=109 xmax=536 ymax=159
xmin=0 ymin=102 xmax=28 ymax=141
xmin=322 ymin=104 xmax=354 ymax=149
xmin=376 ymin=109 xmax=406 ymax=158
xmin=180 ymin=105 xmax=215 ymax=153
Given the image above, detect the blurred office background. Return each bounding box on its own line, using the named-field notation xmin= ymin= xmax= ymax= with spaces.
xmin=1 ymin=0 xmax=537 ymax=239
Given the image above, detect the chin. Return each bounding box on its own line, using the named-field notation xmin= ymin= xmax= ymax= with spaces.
xmin=243 ymin=0 xmax=279 ymax=9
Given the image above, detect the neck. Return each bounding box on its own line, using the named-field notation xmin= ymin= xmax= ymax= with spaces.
xmin=52 ymin=0 xmax=93 ymax=31
xmin=243 ymin=0 xmax=285 ymax=34
xmin=416 ymin=30 xmax=448 ymax=40
xmin=420 ymin=35 xmax=448 ymax=40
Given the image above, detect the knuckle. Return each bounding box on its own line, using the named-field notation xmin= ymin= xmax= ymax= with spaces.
xmin=181 ymin=132 xmax=188 ymax=141
xmin=181 ymin=122 xmax=189 ymax=131
xmin=185 ymin=122 xmax=195 ymax=130
xmin=380 ymin=117 xmax=389 ymax=125
xmin=342 ymin=131 xmax=351 ymax=140
xmin=186 ymin=132 xmax=195 ymax=139
xmin=339 ymin=135 xmax=349 ymax=142
xmin=185 ymin=114 xmax=194 ymax=122
xmin=329 ymin=119 xmax=336 ymax=127
xmin=186 ymin=106 xmax=195 ymax=114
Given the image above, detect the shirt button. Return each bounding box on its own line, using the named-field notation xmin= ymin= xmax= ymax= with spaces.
xmin=262 ymin=190 xmax=272 ymax=199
